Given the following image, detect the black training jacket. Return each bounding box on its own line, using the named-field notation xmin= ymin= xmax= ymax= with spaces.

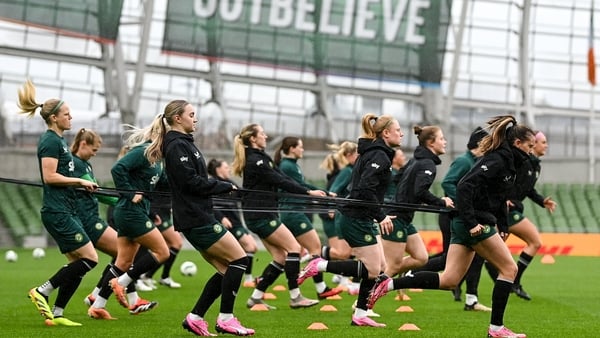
xmin=212 ymin=177 xmax=244 ymax=227
xmin=241 ymin=147 xmax=308 ymax=221
xmin=392 ymin=145 xmax=446 ymax=222
xmin=456 ymin=141 xmax=527 ymax=233
xmin=162 ymin=131 xmax=233 ymax=231
xmin=341 ymin=138 xmax=395 ymax=223
xmin=508 ymin=154 xmax=545 ymax=213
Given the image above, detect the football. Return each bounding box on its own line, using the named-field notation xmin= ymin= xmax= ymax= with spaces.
xmin=180 ymin=261 xmax=197 ymax=276
xmin=32 ymin=248 xmax=46 ymax=259
xmin=5 ymin=250 xmax=18 ymax=262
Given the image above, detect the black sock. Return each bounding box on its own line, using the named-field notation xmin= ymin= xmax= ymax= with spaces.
xmin=53 ymin=258 xmax=96 ymax=309
xmin=48 ymin=258 xmax=96 ymax=289
xmin=490 ymin=279 xmax=513 ymax=326
xmin=414 ymin=253 xmax=446 ymax=273
xmin=96 ymin=264 xmax=112 ymax=289
xmin=285 ymin=253 xmax=300 ymax=290
xmin=98 ymin=265 xmax=124 ymax=299
xmin=256 ymin=261 xmax=284 ymax=292
xmin=312 ymin=272 xmax=324 ymax=284
xmin=161 ymin=247 xmax=179 ymax=279
xmin=356 ymin=278 xmax=375 ymax=310
xmin=54 ymin=276 xmax=83 ymax=310
xmin=245 ymin=253 xmax=255 ymax=275
xmin=392 ymin=271 xmax=440 ymax=290
xmin=128 ymin=250 xmax=160 ymax=280
xmin=325 ymin=259 xmax=367 ymax=279
xmin=465 ymin=254 xmax=484 ymax=295
xmin=514 ymin=252 xmax=533 ymax=285
xmin=193 ymin=273 xmax=223 ymax=317
xmin=136 ymin=247 xmax=158 ymax=278
xmin=309 ymin=255 xmax=325 ymax=284
xmin=220 ymin=257 xmax=248 ymax=313
xmin=321 ymin=246 xmax=330 ymax=260
xmin=144 ymin=264 xmax=159 ymax=279
xmin=126 ymin=279 xmax=136 ymax=293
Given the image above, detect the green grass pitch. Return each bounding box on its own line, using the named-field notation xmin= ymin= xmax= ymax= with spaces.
xmin=1 ymin=248 xmax=600 ymax=337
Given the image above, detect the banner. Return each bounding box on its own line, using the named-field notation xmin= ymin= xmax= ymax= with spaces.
xmin=0 ymin=0 xmax=123 ymax=42
xmin=419 ymin=231 xmax=600 ymax=257
xmin=163 ymin=0 xmax=452 ymax=83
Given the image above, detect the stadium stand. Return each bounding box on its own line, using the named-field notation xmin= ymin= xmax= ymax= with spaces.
xmin=411 ymin=182 xmax=600 ymax=234
xmin=0 ymin=182 xmax=43 ymax=245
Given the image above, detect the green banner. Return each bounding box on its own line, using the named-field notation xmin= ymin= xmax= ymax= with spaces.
xmin=0 ymin=0 xmax=123 ymax=42
xmin=163 ymin=0 xmax=452 ymax=83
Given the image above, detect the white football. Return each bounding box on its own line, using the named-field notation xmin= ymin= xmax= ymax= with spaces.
xmin=5 ymin=250 xmax=18 ymax=262
xmin=180 ymin=261 xmax=197 ymax=276
xmin=32 ymin=248 xmax=46 ymax=259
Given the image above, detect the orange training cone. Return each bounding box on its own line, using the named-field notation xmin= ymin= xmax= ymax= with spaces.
xmin=541 ymin=254 xmax=555 ymax=264
xmin=272 ymin=285 xmax=287 ymax=291
xmin=307 ymin=322 xmax=329 ymax=330
xmin=396 ymin=306 xmax=414 ymax=312
xmin=250 ymin=303 xmax=270 ymax=311
xmin=399 ymin=323 xmax=420 ymax=331
xmin=395 ymin=293 xmax=411 ymax=301
xmin=263 ymin=292 xmax=277 ymax=300
xmin=320 ymin=305 xmax=337 ymax=312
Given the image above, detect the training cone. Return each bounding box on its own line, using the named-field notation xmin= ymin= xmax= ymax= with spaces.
xmin=263 ymin=292 xmax=277 ymax=300
xmin=242 ymin=281 xmax=256 ymax=288
xmin=272 ymin=285 xmax=287 ymax=291
xmin=250 ymin=304 xmax=270 ymax=311
xmin=395 ymin=293 xmax=411 ymax=301
xmin=398 ymin=323 xmax=420 ymax=331
xmin=326 ymin=294 xmax=342 ymax=300
xmin=320 ymin=305 xmax=337 ymax=312
xmin=307 ymin=322 xmax=329 ymax=330
xmin=396 ymin=306 xmax=414 ymax=312
xmin=541 ymin=254 xmax=555 ymax=264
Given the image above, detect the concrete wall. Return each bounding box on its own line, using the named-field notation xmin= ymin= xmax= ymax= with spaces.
xmin=1 ymin=148 xmax=597 ymax=185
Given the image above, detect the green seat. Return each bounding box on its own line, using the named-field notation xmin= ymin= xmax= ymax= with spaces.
xmin=585 ymin=184 xmax=600 ymax=206
xmin=540 ymin=183 xmax=557 ymax=197
xmin=535 ymin=214 xmax=555 ymax=233
xmin=551 ymin=216 xmax=569 ymax=233
xmin=0 ymin=182 xmax=44 ymax=244
xmin=581 ymin=215 xmax=600 ymax=233
xmin=568 ymin=217 xmax=586 ymax=233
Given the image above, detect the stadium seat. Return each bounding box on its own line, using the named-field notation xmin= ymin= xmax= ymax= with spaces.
xmin=568 ymin=217 xmax=586 ymax=233
xmin=581 ymin=215 xmax=600 ymax=233
xmin=551 ymin=216 xmax=570 ymax=233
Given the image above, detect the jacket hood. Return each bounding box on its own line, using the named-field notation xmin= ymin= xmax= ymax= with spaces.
xmin=493 ymin=141 xmax=518 ymax=172
xmin=357 ymin=138 xmax=395 ymax=160
xmin=510 ymin=144 xmax=531 ymax=167
xmin=163 ymin=130 xmax=193 ymax=150
xmin=495 ymin=140 xmax=512 ymax=158
xmin=413 ymin=145 xmax=441 ymax=165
